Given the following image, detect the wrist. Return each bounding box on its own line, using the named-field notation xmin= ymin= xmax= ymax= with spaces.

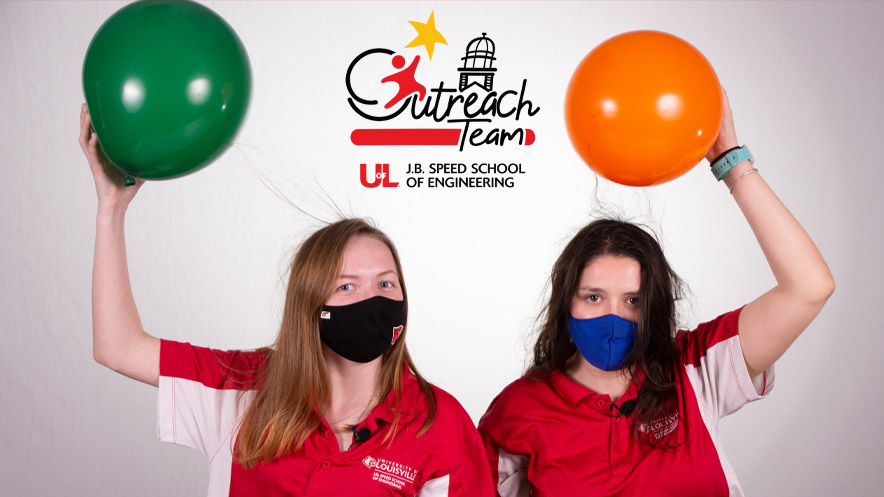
xmin=723 ymin=162 xmax=762 ymax=195
xmin=710 ymin=145 xmax=754 ymax=181
xmin=721 ymin=160 xmax=755 ymax=189
xmin=707 ymin=139 xmax=739 ymax=158
xmin=708 ymin=145 xmax=740 ymax=166
xmin=96 ymin=201 xmax=129 ymax=219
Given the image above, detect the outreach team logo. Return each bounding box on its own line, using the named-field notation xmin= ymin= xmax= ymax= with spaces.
xmin=346 ymin=11 xmax=539 ymax=152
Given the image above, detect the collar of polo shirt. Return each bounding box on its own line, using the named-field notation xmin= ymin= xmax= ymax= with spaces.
xmin=549 ymin=369 xmax=644 ymax=411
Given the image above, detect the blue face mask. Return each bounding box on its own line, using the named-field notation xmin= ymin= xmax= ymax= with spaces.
xmin=569 ymin=314 xmax=637 ymax=371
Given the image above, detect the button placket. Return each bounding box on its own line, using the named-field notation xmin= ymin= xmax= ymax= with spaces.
xmin=609 ymin=410 xmax=632 ymax=476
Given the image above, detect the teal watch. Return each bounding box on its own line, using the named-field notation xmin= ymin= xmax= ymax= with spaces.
xmin=710 ymin=146 xmax=754 ymax=181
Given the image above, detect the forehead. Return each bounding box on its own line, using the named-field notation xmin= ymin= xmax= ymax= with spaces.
xmin=578 ymin=255 xmax=641 ymax=291
xmin=339 ymin=235 xmax=396 ymax=275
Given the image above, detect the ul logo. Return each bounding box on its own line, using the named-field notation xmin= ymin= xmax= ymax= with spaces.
xmin=360 ymin=163 xmax=399 ymax=188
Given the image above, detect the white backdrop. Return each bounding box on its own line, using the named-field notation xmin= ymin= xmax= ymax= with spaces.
xmin=1 ymin=1 xmax=880 ymax=496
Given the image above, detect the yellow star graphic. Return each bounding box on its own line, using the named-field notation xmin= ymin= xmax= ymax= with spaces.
xmin=405 ymin=11 xmax=447 ymax=60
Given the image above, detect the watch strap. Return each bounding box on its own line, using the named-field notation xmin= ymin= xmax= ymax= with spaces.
xmin=711 ymin=146 xmax=754 ymax=181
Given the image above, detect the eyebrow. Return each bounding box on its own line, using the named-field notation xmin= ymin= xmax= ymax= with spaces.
xmin=578 ymin=286 xmax=641 ymax=295
xmin=338 ymin=269 xmax=398 ymax=279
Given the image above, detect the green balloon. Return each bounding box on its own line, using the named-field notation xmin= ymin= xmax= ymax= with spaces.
xmin=83 ymin=0 xmax=251 ymax=181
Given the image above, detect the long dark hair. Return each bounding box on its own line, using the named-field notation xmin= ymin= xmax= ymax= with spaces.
xmin=530 ymin=219 xmax=684 ymax=442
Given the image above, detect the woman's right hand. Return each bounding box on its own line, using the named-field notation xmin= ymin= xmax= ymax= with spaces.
xmin=80 ymin=104 xmax=144 ymax=211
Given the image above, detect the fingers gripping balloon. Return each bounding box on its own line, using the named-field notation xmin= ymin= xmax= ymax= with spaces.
xmin=82 ymin=0 xmax=251 ymax=183
xmin=564 ymin=31 xmax=722 ymax=187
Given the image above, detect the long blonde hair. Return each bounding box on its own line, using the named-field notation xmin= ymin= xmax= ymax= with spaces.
xmin=234 ymin=219 xmax=436 ymax=467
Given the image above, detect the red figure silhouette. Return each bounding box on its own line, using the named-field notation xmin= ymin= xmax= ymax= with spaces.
xmin=380 ymin=55 xmax=426 ymax=109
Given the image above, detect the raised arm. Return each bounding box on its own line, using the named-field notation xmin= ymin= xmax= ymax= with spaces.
xmin=707 ymin=91 xmax=835 ymax=380
xmin=81 ymin=104 xmax=160 ymax=386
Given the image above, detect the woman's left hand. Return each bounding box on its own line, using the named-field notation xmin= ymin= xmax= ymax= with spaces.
xmin=705 ymin=87 xmax=740 ymax=162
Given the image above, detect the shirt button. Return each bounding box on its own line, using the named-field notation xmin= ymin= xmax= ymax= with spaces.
xmin=596 ymin=400 xmax=605 ymax=408
xmin=321 ymin=461 xmax=331 ymax=469
xmin=323 ymin=430 xmax=333 ymax=439
xmin=614 ymin=445 xmax=622 ymax=453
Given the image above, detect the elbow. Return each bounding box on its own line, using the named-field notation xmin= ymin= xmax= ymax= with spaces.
xmin=93 ymin=347 xmax=113 ymax=370
xmin=822 ymin=275 xmax=836 ymax=301
xmin=805 ymin=272 xmax=835 ymax=308
xmin=782 ymin=272 xmax=835 ymax=309
xmin=815 ymin=270 xmax=836 ymax=304
xmin=93 ymin=342 xmax=121 ymax=372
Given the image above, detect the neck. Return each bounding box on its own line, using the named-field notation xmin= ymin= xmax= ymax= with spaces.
xmin=322 ymin=345 xmax=383 ymax=424
xmin=564 ymin=354 xmax=632 ymax=402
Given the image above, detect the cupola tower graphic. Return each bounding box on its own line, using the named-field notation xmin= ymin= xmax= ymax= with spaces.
xmin=458 ymin=33 xmax=496 ymax=91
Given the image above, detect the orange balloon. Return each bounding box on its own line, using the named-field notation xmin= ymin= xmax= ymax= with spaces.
xmin=565 ymin=31 xmax=723 ymax=186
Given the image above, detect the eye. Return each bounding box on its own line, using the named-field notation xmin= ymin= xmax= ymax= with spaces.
xmin=586 ymin=294 xmax=600 ymax=302
xmin=627 ymin=297 xmax=640 ymax=305
xmin=380 ymin=281 xmax=395 ymax=289
xmin=337 ymin=283 xmax=353 ymax=292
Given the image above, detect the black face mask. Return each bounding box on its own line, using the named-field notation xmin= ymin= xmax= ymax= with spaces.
xmin=319 ymin=296 xmax=406 ymax=363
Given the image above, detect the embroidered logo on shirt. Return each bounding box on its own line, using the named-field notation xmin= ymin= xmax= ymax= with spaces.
xmin=363 ymin=455 xmax=417 ymax=490
xmin=638 ymin=409 xmax=679 ymax=440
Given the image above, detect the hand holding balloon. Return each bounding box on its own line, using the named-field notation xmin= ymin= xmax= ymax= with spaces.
xmin=80 ymin=104 xmax=144 ymax=211
xmin=705 ymin=88 xmax=740 ymax=162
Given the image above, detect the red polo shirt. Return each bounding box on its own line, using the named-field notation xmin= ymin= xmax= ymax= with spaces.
xmin=157 ymin=340 xmax=493 ymax=496
xmin=478 ymin=308 xmax=773 ymax=497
